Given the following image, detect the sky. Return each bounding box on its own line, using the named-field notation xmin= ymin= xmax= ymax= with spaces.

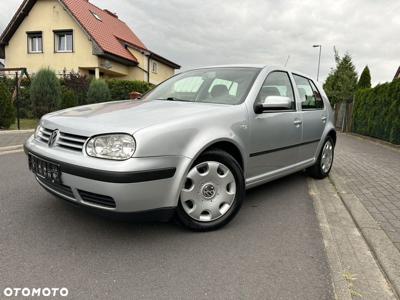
xmin=1 ymin=0 xmax=399 ymax=85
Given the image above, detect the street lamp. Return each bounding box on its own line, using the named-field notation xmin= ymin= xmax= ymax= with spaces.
xmin=313 ymin=45 xmax=322 ymax=81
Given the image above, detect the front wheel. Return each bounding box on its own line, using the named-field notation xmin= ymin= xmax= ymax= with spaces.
xmin=176 ymin=150 xmax=245 ymax=231
xmin=307 ymin=137 xmax=335 ymax=179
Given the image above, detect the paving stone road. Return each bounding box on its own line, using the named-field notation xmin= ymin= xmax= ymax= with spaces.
xmin=334 ymin=133 xmax=400 ymax=251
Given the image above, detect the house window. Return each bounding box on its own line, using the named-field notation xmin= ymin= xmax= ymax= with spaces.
xmin=27 ymin=32 xmax=43 ymax=53
xmin=55 ymin=31 xmax=73 ymax=53
xmin=151 ymin=61 xmax=158 ymax=74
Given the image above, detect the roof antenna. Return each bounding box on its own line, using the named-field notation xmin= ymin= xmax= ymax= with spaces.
xmin=284 ymin=55 xmax=290 ymax=67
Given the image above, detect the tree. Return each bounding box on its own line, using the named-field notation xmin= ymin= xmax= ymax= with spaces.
xmin=30 ymin=69 xmax=61 ymax=118
xmin=357 ymin=66 xmax=371 ymax=89
xmin=87 ymin=79 xmax=111 ymax=104
xmin=0 ymin=82 xmax=16 ymax=129
xmin=323 ymin=48 xmax=358 ymax=104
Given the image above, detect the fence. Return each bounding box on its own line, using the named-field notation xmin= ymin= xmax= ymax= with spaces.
xmin=334 ymin=101 xmax=353 ymax=132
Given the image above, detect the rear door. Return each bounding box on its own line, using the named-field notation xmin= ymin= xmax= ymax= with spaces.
xmin=292 ymin=74 xmax=327 ymax=161
xmin=247 ymin=71 xmax=302 ymax=178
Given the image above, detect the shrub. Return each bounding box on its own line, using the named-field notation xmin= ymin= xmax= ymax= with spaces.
xmin=87 ymin=79 xmax=111 ymax=104
xmin=0 ymin=82 xmax=16 ymax=129
xmin=107 ymin=79 xmax=154 ymax=100
xmin=353 ymin=79 xmax=400 ymax=144
xmin=61 ymin=72 xmax=90 ymax=105
xmin=60 ymin=86 xmax=78 ymax=109
xmin=30 ymin=69 xmax=61 ymax=118
xmin=0 ymin=76 xmax=32 ymax=118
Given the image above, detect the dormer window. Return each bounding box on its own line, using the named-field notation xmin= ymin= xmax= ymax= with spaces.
xmin=27 ymin=32 xmax=43 ymax=53
xmin=91 ymin=11 xmax=102 ymax=21
xmin=54 ymin=30 xmax=73 ymax=53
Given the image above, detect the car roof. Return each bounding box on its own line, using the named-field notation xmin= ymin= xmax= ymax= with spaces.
xmin=179 ymin=64 xmax=317 ymax=82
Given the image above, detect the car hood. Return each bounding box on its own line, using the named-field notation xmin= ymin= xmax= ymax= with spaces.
xmin=42 ymin=100 xmax=232 ymax=136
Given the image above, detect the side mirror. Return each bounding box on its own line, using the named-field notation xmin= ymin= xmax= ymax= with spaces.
xmin=256 ymin=96 xmax=292 ymax=113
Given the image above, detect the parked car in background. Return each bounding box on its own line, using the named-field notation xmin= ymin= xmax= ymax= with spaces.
xmin=25 ymin=65 xmax=336 ymax=231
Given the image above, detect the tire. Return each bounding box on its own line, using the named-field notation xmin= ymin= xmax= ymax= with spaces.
xmin=176 ymin=149 xmax=245 ymax=231
xmin=307 ymin=137 xmax=335 ymax=179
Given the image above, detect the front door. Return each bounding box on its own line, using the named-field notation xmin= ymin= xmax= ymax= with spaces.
xmin=247 ymin=71 xmax=303 ymax=179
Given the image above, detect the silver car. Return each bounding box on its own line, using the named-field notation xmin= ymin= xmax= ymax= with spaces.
xmin=25 ymin=65 xmax=336 ymax=231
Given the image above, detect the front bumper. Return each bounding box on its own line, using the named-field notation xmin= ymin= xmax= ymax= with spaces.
xmin=24 ymin=136 xmax=191 ymax=215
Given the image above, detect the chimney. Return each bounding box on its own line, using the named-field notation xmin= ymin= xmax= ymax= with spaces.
xmin=104 ymin=9 xmax=118 ymax=18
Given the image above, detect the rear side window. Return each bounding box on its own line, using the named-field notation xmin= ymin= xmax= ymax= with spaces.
xmin=293 ymin=74 xmax=324 ymax=110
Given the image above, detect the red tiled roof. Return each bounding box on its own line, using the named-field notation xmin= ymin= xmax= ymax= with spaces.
xmin=62 ymin=0 xmax=147 ymax=63
xmin=1 ymin=0 xmax=179 ymax=68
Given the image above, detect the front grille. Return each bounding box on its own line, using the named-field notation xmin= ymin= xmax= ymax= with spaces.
xmin=37 ymin=177 xmax=75 ymax=200
xmin=57 ymin=131 xmax=88 ymax=151
xmin=78 ymin=190 xmax=116 ymax=208
xmin=37 ymin=127 xmax=88 ymax=152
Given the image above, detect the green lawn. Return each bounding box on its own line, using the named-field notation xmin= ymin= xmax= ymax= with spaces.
xmin=9 ymin=119 xmax=38 ymax=130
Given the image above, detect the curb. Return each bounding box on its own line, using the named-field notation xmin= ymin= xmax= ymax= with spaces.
xmin=342 ymin=132 xmax=400 ymax=153
xmin=0 ymin=129 xmax=34 ymax=135
xmin=330 ymin=170 xmax=400 ymax=298
xmin=308 ymin=179 xmax=352 ymax=300
xmin=0 ymin=145 xmax=24 ymax=155
xmin=309 ymin=178 xmax=396 ymax=299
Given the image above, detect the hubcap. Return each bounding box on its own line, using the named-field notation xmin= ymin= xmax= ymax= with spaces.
xmin=180 ymin=161 xmax=237 ymax=222
xmin=321 ymin=140 xmax=333 ymax=173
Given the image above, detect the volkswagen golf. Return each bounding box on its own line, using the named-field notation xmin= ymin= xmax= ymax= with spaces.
xmin=25 ymin=65 xmax=336 ymax=231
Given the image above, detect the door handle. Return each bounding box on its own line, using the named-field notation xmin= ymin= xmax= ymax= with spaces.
xmin=321 ymin=116 xmax=327 ymax=123
xmin=293 ymin=120 xmax=302 ymax=126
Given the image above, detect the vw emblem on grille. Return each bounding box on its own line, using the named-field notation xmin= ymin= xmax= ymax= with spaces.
xmin=48 ymin=130 xmax=59 ymax=147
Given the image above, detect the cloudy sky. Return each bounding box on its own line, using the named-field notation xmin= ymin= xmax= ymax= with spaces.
xmin=1 ymin=0 xmax=399 ymax=84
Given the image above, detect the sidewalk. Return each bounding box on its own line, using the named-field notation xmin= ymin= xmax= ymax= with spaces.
xmin=330 ymin=132 xmax=400 ymax=296
xmin=334 ymin=133 xmax=400 ymax=250
xmin=0 ymin=130 xmax=33 ymax=149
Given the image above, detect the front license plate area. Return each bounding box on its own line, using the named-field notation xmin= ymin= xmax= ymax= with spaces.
xmin=29 ymin=154 xmax=62 ymax=184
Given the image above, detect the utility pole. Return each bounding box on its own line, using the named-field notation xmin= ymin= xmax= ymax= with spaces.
xmin=313 ymin=45 xmax=322 ymax=81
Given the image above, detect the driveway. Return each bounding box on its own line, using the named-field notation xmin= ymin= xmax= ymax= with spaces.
xmin=0 ymin=152 xmax=333 ymax=299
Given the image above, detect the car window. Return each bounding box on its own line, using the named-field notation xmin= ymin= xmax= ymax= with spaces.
xmin=173 ymin=76 xmax=204 ymax=101
xmin=208 ymin=79 xmax=239 ymax=96
xmin=143 ymin=67 xmax=260 ymax=105
xmin=255 ymin=71 xmax=295 ymax=110
xmin=293 ymin=74 xmax=324 ymax=110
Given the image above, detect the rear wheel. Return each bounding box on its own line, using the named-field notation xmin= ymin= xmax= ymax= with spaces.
xmin=176 ymin=150 xmax=244 ymax=231
xmin=307 ymin=137 xmax=335 ymax=179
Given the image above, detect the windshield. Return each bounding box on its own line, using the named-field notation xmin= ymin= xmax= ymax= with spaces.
xmin=142 ymin=67 xmax=261 ymax=105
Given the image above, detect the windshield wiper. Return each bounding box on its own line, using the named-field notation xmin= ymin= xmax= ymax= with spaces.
xmin=157 ymin=97 xmax=188 ymax=102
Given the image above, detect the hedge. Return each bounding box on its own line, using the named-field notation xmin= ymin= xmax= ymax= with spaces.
xmin=0 ymin=81 xmax=16 ymax=129
xmin=352 ymin=79 xmax=400 ymax=144
xmin=87 ymin=79 xmax=111 ymax=104
xmin=0 ymin=74 xmax=154 ymax=121
xmin=107 ymin=79 xmax=154 ymax=100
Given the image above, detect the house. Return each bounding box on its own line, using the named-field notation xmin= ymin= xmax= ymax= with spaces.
xmin=394 ymin=66 xmax=400 ymax=81
xmin=0 ymin=0 xmax=180 ymax=84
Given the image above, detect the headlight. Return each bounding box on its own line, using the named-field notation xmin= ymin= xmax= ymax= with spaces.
xmin=34 ymin=124 xmax=42 ymax=139
xmin=86 ymin=134 xmax=136 ymax=160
